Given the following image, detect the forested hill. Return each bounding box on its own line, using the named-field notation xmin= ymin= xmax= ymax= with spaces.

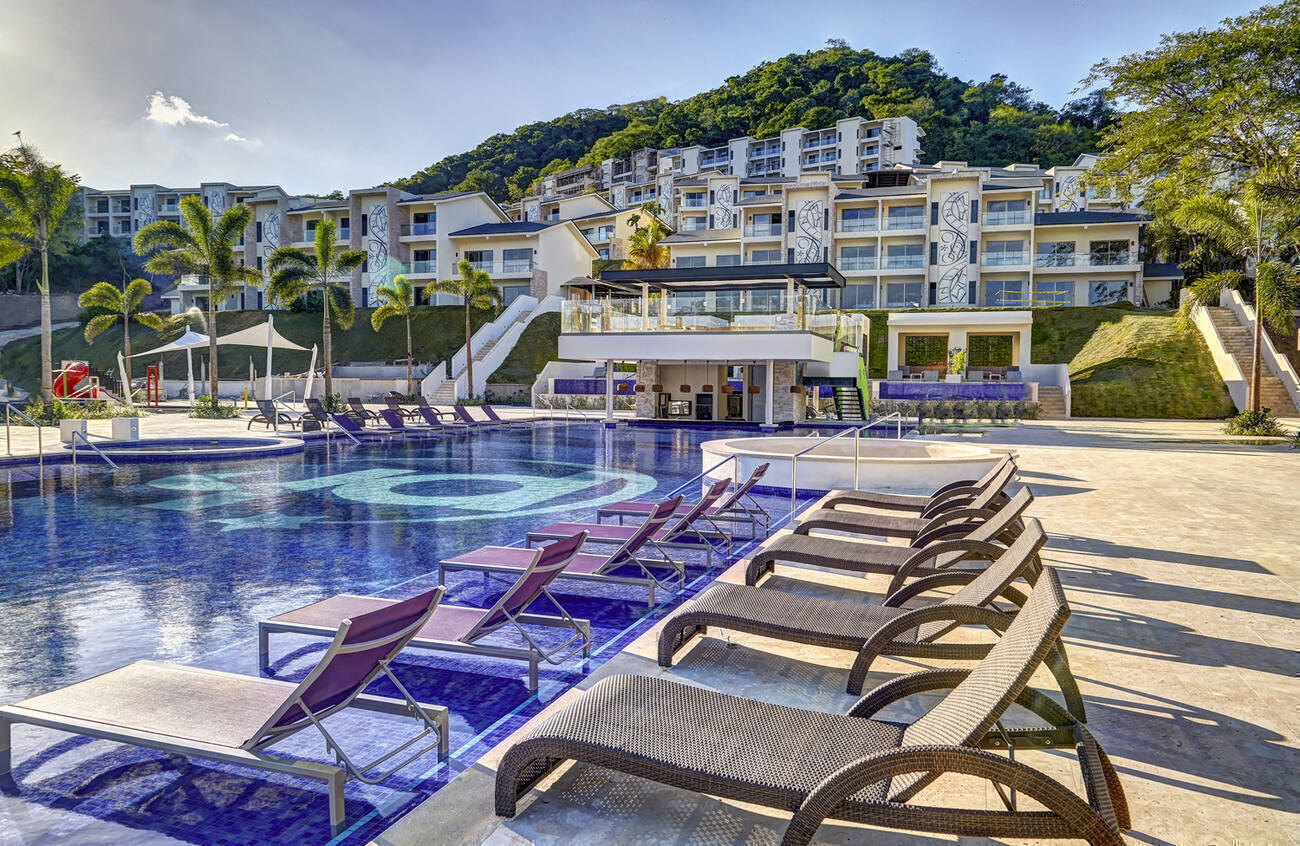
xmin=393 ymin=43 xmax=1115 ymax=204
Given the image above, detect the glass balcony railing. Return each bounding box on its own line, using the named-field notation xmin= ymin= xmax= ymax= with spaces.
xmin=884 ymin=216 xmax=925 ymax=231
xmin=584 ymin=229 xmax=615 ymax=243
xmin=839 ymin=256 xmax=877 ymax=271
xmin=747 ymin=256 xmax=784 ymax=265
xmin=743 ymin=223 xmax=782 ymax=237
xmin=682 ymin=197 xmax=706 ymax=208
xmin=1033 ymin=252 xmax=1134 ymax=268
xmin=410 ymin=260 xmax=437 ymax=274
xmin=561 ymin=293 xmax=847 ymax=340
xmin=883 ymin=254 xmax=924 ymax=269
xmin=336 ymin=228 xmax=350 ymax=240
xmin=470 ymin=259 xmax=533 ymax=275
xmin=836 ymin=218 xmax=878 ymax=233
xmin=983 ymin=211 xmax=1030 ymax=226
xmin=982 ymin=252 xmax=1029 ymax=267
xmin=401 ymin=222 xmax=437 ymax=237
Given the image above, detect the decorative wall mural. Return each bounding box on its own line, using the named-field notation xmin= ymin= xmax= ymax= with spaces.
xmin=795 ymin=200 xmax=823 ymax=262
xmin=657 ymin=176 xmax=674 ymax=220
xmin=1057 ymin=174 xmax=1083 ymax=212
xmin=368 ymin=202 xmax=389 ymax=284
xmin=132 ymin=189 xmax=156 ymax=231
xmin=262 ymin=212 xmax=280 ymax=261
xmin=935 ymin=191 xmax=970 ymax=304
xmin=714 ymin=183 xmax=736 ymax=229
xmin=611 ymin=185 xmax=627 ymax=209
xmin=523 ymin=199 xmax=540 ymax=222
xmin=205 ymin=190 xmax=226 ymax=215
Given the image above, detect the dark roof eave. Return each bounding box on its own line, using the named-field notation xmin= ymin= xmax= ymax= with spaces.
xmin=599 ymin=262 xmax=846 ymax=290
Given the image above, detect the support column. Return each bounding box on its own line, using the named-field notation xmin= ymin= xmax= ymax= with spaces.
xmin=764 ymin=359 xmax=774 ymax=429
xmin=605 ymin=358 xmax=615 ymax=426
xmin=785 ymin=278 xmax=795 ymax=315
xmin=640 ymin=283 xmax=649 ymax=330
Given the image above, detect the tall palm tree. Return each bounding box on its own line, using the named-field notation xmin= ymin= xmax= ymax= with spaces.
xmin=623 ymin=201 xmax=671 ymax=270
xmin=0 ymin=139 xmax=79 ymax=400
xmin=1176 ymin=186 xmax=1300 ymax=411
xmin=266 ymin=219 xmax=366 ymax=398
xmin=134 ymin=194 xmax=259 ymax=398
xmin=371 ymin=274 xmax=418 ymax=396
xmin=78 ymin=278 xmax=165 ymax=383
xmin=423 ymin=259 xmax=501 ymax=400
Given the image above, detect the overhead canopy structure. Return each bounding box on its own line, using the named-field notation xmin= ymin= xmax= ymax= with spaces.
xmin=128 ymin=329 xmax=210 ymax=357
xmin=215 ymin=320 xmax=309 ymax=351
xmin=598 ymin=262 xmax=846 ymax=292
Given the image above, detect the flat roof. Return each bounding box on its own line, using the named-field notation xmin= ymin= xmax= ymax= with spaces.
xmin=599 ymin=262 xmax=846 ymax=291
xmin=888 ymin=310 xmax=1033 ymax=328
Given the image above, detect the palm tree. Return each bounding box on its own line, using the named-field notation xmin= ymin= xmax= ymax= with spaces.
xmin=1176 ymin=186 xmax=1300 ymax=411
xmin=371 ymin=273 xmax=418 ymax=396
xmin=0 ymin=139 xmax=79 ymax=400
xmin=423 ymin=260 xmax=501 ymax=400
xmin=266 ymin=219 xmax=366 ymax=398
xmin=623 ymin=201 xmax=671 ymax=270
xmin=134 ymin=194 xmax=259 ymax=398
xmin=78 ymin=278 xmax=165 ymax=383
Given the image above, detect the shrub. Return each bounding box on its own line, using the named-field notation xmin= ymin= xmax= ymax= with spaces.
xmin=948 ymin=347 xmax=965 ymax=376
xmin=19 ymin=396 xmax=142 ymax=425
xmin=189 ymin=395 xmax=241 ymax=419
xmin=321 ymin=392 xmax=348 ymax=413
xmin=1223 ymin=408 xmax=1288 ymax=437
xmin=933 ymin=401 xmax=952 ymax=421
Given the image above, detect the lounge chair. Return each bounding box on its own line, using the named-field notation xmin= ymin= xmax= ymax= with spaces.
xmin=347 ymin=397 xmax=381 ymax=423
xmin=662 ymin=520 xmax=1070 ymax=699
xmin=525 ymin=478 xmax=732 ymax=567
xmin=329 ymin=412 xmax=398 ymax=438
xmin=248 ymin=398 xmax=302 ymax=430
xmin=480 ymin=405 xmax=537 ymax=425
xmin=820 ymin=455 xmax=1014 ymax=515
xmin=378 ymin=408 xmax=442 ymax=434
xmin=260 ymin=532 xmax=591 ymax=690
xmin=1 ymin=589 xmax=451 ymax=835
xmin=304 ymin=396 xmax=332 ymax=424
xmin=887 ymin=369 xmax=903 ymax=380
xmin=922 ymin=369 xmax=940 ymax=382
xmin=384 ymin=394 xmax=421 ymax=422
xmin=746 ymin=487 xmax=1033 ymax=586
xmin=453 ymin=405 xmax=497 ymax=426
xmin=790 ymin=460 xmax=1017 ymax=540
xmin=441 ymin=498 xmax=686 ymax=605
xmin=411 ymin=406 xmax=472 ymax=433
xmin=495 ymin=568 xmax=1129 ymax=845
xmin=595 ymin=462 xmax=771 ymax=537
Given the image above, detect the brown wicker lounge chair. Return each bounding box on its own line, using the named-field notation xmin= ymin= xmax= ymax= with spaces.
xmin=660 ymin=519 xmax=1074 ymax=700
xmin=495 ymin=568 xmax=1129 ymax=845
xmin=746 ymin=487 xmax=1033 ymax=586
xmin=822 ymin=454 xmax=1015 ymax=516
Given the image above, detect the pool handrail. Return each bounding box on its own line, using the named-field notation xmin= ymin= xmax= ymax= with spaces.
xmin=789 ymin=424 xmax=868 ymax=514
xmin=862 ymin=411 xmax=904 ymax=439
xmin=69 ymin=429 xmax=118 ymax=470
xmin=4 ymin=404 xmax=43 ymax=465
xmin=664 ymin=453 xmax=738 ymax=499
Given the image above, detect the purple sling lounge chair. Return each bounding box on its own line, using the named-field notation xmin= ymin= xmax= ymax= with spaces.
xmin=0 ymin=589 xmax=451 ymax=835
xmin=260 ymin=533 xmax=591 ymax=690
xmin=596 ymin=462 xmax=771 ymax=536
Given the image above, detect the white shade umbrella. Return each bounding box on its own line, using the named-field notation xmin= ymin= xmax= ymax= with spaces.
xmin=215 ymin=316 xmax=309 ymax=400
xmin=130 ymin=329 xmax=209 ymax=407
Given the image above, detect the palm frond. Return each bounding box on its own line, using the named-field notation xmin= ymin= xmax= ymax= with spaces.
xmin=330 ymin=248 xmax=366 ymax=275
xmin=123 ymin=278 xmax=152 ymax=311
xmin=267 ymin=246 xmax=315 ymax=274
xmin=1174 ymin=195 xmax=1252 ymax=255
xmin=77 ymin=281 xmax=123 ymax=312
xmin=1254 ymin=260 xmax=1300 ymax=336
xmin=133 ymin=311 xmax=166 ymax=331
xmin=143 ymin=250 xmax=205 ymax=277
xmin=326 ymin=282 xmax=355 ymax=330
xmin=265 ymin=265 xmax=315 ymax=305
xmin=370 ymin=302 xmax=401 ymax=331
xmin=1175 ymin=269 xmax=1245 ymax=329
xmin=133 ymin=220 xmax=193 ymax=255
xmin=214 ymin=202 xmax=254 ymax=246
xmin=83 ymin=313 xmax=119 ymax=343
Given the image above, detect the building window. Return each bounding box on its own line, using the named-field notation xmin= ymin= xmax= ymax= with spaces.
xmin=361 ymin=214 xmax=368 ymax=236
xmin=841 ymin=282 xmax=875 ymax=309
xmin=503 ymin=248 xmax=532 ymax=272
xmin=984 ymin=280 xmax=1024 ymax=307
xmin=256 ymin=256 xmax=263 ymax=271
xmin=983 ymin=240 xmax=1025 ymax=266
xmin=682 ymin=216 xmax=707 ymax=231
xmin=1036 ymin=241 xmax=1075 ymax=267
xmin=675 ymin=255 xmax=706 ymax=268
xmin=256 ymin=221 xmax=263 ymax=242
xmin=839 ymin=245 xmax=876 ymax=271
xmin=750 ymin=249 xmax=781 ymax=265
xmin=1089 ymin=240 xmax=1130 ymax=266
xmin=1033 ymin=280 xmax=1075 ymax=306
xmin=985 ymin=199 xmax=1027 ymax=225
xmin=885 ymin=281 xmax=925 ymax=308
xmin=884 ymin=243 xmax=924 ymax=269
xmin=502 ymin=284 xmax=530 ymax=305
xmin=716 ymin=254 xmax=741 ymax=267
xmin=886 ymin=205 xmax=925 ymax=230
xmin=1089 ymin=280 xmax=1129 ymax=305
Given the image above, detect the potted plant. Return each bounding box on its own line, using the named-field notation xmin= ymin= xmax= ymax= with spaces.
xmin=946 ymin=347 xmax=966 ymax=383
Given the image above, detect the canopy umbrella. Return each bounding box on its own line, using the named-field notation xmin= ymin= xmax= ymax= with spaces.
xmin=130 ymin=329 xmax=209 ymax=406
xmin=214 ymin=315 xmax=309 ymax=400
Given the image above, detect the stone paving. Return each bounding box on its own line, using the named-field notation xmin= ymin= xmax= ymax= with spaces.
xmin=371 ymin=418 xmax=1300 ymax=846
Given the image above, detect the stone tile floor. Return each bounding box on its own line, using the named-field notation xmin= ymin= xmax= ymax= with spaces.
xmin=372 ymin=418 xmax=1300 ymax=846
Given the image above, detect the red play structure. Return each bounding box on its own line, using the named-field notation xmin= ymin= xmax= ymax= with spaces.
xmin=52 ymin=361 xmax=91 ymax=398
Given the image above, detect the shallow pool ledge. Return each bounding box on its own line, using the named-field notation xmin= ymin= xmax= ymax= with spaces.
xmin=701 ymin=435 xmax=1009 ymax=493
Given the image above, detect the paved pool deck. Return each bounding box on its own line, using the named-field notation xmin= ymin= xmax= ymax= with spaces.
xmin=371 ymin=418 xmax=1299 ymax=846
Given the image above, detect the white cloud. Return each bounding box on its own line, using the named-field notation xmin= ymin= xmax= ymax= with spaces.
xmin=224 ymin=132 xmax=249 ymax=142
xmin=145 ymin=91 xmax=228 ymax=128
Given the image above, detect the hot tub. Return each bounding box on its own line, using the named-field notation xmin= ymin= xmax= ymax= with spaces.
xmin=701 ymin=435 xmax=1008 ymax=494
xmin=64 ymin=436 xmax=304 ymax=463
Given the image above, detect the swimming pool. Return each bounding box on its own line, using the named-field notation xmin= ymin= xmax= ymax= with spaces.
xmin=0 ymin=424 xmax=812 ymax=845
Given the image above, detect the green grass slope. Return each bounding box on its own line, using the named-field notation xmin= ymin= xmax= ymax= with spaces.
xmin=1 ymin=306 xmax=495 ymax=394
xmin=488 ymin=312 xmax=561 ymax=384
xmin=1031 ymin=306 xmax=1234 ymax=419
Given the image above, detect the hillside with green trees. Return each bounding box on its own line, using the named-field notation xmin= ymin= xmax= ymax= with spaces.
xmin=393 ymin=42 xmax=1113 ymax=203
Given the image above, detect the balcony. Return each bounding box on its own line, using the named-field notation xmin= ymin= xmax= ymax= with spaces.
xmin=561 ymin=292 xmax=843 ymax=339
xmin=883 ymin=254 xmax=924 ymax=269
xmin=746 ymin=255 xmax=784 ymax=265
xmin=742 ymin=223 xmax=782 ymax=237
xmin=409 ymin=259 xmax=437 ymax=274
xmin=336 ymin=227 xmax=350 ymax=240
xmin=983 ymin=211 xmax=1030 ymax=226
xmin=470 ymin=259 xmax=533 ymax=275
xmin=884 ymin=216 xmax=925 ymax=231
xmin=839 ymin=256 xmax=878 ymax=271
xmin=749 ymin=148 xmax=780 ymax=160
xmin=982 ymin=251 xmax=1029 ymax=267
xmin=1034 ymin=251 xmax=1134 ymax=269
xmin=836 ymin=218 xmax=878 ymax=233
xmin=401 ymin=222 xmax=437 ymax=237
xmin=682 ymin=197 xmax=706 ymax=208
xmin=584 ymin=229 xmax=615 ymax=243
xmin=860 ymin=147 xmax=880 ymax=158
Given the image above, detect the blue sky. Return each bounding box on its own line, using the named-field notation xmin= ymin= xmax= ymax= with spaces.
xmin=0 ymin=0 xmax=1261 ymax=193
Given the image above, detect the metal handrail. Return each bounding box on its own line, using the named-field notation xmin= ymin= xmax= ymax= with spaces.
xmin=70 ymin=429 xmax=118 ymax=469
xmin=5 ymin=404 xmax=43 ymax=464
xmin=862 ymin=411 xmax=904 ymax=439
xmin=790 ymin=425 xmax=866 ymax=513
xmin=665 ymin=454 xmax=738 ymax=499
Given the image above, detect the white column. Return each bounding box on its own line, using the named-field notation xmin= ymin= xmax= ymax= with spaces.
xmin=185 ymin=347 xmax=196 ymax=407
xmin=764 ymin=359 xmax=774 ymax=427
xmin=264 ymin=314 xmax=275 ymax=401
xmin=605 ymin=358 xmax=615 ymax=423
xmin=785 ymin=278 xmax=795 ymax=315
xmin=640 ymin=283 xmax=649 ymax=330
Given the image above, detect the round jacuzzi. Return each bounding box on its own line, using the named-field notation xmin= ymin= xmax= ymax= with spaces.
xmin=63 ymin=436 xmax=304 ymax=463
xmin=701 ymin=436 xmax=1009 ymax=494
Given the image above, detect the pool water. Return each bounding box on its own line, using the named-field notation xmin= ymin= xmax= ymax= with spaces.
xmin=0 ymin=424 xmax=812 ymax=845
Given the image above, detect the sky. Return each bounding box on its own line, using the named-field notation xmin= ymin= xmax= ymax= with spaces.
xmin=0 ymin=0 xmax=1263 ymax=194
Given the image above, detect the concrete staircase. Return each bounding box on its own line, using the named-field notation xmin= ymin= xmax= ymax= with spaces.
xmin=431 ymin=311 xmax=531 ymax=404
xmin=1037 ymin=386 xmax=1068 ymax=419
xmin=1207 ymin=307 xmax=1299 ymax=415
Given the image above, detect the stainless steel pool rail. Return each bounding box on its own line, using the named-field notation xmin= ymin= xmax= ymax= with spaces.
xmin=272 ymin=392 xmax=299 ymax=435
xmin=665 ymin=453 xmax=739 ymax=499
xmin=4 ymin=404 xmax=43 ymax=464
xmin=862 ymin=411 xmax=904 ymax=439
xmin=70 ymin=429 xmax=118 ymax=469
xmin=789 ymin=425 xmax=869 ymax=514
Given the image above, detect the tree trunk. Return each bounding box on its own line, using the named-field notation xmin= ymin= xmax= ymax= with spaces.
xmin=1250 ymin=292 xmax=1263 ymax=412
xmin=123 ymin=317 xmax=132 ymax=384
xmin=208 ymin=284 xmax=219 ymax=398
xmin=405 ymin=314 xmax=413 ymax=396
xmin=322 ymin=288 xmax=333 ymax=399
xmin=39 ymin=224 xmax=52 ymax=402
xmin=464 ymin=300 xmax=472 ymax=402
